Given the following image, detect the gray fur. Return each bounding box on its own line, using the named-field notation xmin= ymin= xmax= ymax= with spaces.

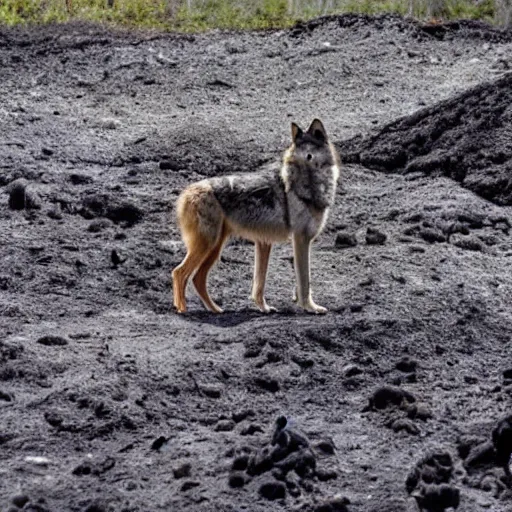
xmin=286 ymin=136 xmax=338 ymax=211
xmin=210 ymin=164 xmax=289 ymax=236
xmin=207 ymin=134 xmax=339 ymax=242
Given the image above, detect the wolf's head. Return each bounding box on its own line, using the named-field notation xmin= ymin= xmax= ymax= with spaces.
xmin=285 ymin=119 xmax=339 ymax=170
xmin=281 ymin=119 xmax=340 ymax=210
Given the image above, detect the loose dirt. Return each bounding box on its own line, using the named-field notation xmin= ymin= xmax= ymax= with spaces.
xmin=1 ymin=14 xmax=512 ymax=512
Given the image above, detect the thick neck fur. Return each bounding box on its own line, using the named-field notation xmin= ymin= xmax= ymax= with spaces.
xmin=281 ymin=141 xmax=340 ymax=211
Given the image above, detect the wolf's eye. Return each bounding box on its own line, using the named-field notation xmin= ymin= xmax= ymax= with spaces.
xmin=306 ymin=154 xmax=312 ymax=161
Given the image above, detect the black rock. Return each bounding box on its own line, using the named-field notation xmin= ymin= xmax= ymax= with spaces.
xmin=335 ymin=232 xmax=357 ymax=248
xmin=106 ymin=202 xmax=143 ymax=226
xmin=180 ymin=480 xmax=200 ymax=492
xmin=367 ymin=386 xmax=416 ymax=410
xmin=503 ymin=369 xmax=512 ymax=380
xmin=81 ymin=194 xmax=110 ymax=219
xmin=11 ymin=494 xmax=30 ymax=508
xmin=47 ymin=204 xmax=63 ymax=220
xmin=111 ymin=249 xmax=125 ymax=268
xmin=8 ymin=179 xmax=27 ymax=210
xmin=7 ymin=179 xmax=40 ymax=210
xmin=44 ymin=411 xmax=63 ymax=427
xmin=259 ymin=480 xmax=286 ymax=500
xmin=315 ymin=439 xmax=336 ymax=455
xmin=0 ymin=389 xmax=14 ymax=402
xmin=451 ymin=235 xmax=485 ymax=252
xmin=343 ymin=364 xmax=362 ymax=377
xmin=173 ymin=463 xmax=191 ymax=479
xmin=464 ymin=441 xmax=496 ymax=472
xmin=396 ymin=357 xmax=417 ymax=373
xmin=240 ymin=423 xmax=264 ymax=436
xmin=492 ymin=415 xmax=512 ymax=470
xmin=247 ymin=447 xmax=274 ymax=476
xmin=73 ymin=461 xmax=93 ymax=476
xmin=232 ymin=409 xmax=255 ymax=423
xmin=366 ymin=227 xmax=387 ymax=245
xmin=271 ymin=416 xmax=309 ymax=451
xmin=253 ymin=376 xmax=280 ymax=392
xmin=159 ymin=159 xmax=181 ymax=171
xmin=36 ymin=335 xmax=68 ymax=347
xmin=88 ymin=219 xmax=113 ymax=233
xmin=316 ymin=468 xmax=338 ymax=481
xmin=406 ymin=450 xmax=454 ymax=494
xmin=419 ymin=227 xmax=446 ymax=243
xmin=411 ymin=483 xmax=460 ymax=511
xmin=69 ymin=173 xmax=94 ymax=185
xmin=273 ymin=448 xmax=316 ymax=477
xmin=314 ymin=496 xmax=351 ymax=512
xmin=228 ymin=471 xmax=246 ymax=488
xmin=83 ymin=501 xmax=108 ymax=512
xmin=232 ymin=454 xmax=249 ymax=471
xmin=391 ymin=418 xmax=419 ymax=435
xmin=215 ymin=419 xmax=236 ymax=432
xmin=151 ymin=436 xmax=168 ymax=451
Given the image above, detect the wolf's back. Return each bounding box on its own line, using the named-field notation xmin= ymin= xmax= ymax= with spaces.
xmin=209 ymin=169 xmax=290 ymax=240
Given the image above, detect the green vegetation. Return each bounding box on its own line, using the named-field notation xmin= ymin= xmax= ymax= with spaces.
xmin=0 ymin=0 xmax=507 ymax=31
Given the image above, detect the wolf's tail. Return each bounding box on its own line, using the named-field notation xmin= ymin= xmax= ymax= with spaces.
xmin=176 ymin=181 xmax=225 ymax=249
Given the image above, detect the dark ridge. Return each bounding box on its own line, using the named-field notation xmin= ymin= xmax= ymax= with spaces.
xmin=338 ymin=72 xmax=512 ymax=205
xmin=288 ymin=13 xmax=512 ymax=42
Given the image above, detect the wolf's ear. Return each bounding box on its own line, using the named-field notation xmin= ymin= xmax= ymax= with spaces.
xmin=291 ymin=123 xmax=303 ymax=143
xmin=307 ymin=119 xmax=328 ymax=143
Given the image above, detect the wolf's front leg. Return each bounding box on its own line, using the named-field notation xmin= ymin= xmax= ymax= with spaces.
xmin=292 ymin=233 xmax=327 ymax=314
xmin=251 ymin=241 xmax=276 ymax=313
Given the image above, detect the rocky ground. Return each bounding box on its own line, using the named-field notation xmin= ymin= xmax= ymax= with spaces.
xmin=1 ymin=14 xmax=512 ymax=512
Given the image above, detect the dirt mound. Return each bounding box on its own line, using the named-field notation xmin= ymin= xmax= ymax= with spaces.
xmin=227 ymin=415 xmax=341 ymax=505
xmin=0 ymin=20 xmax=151 ymax=51
xmin=289 ymin=13 xmax=512 ymax=43
xmin=406 ymin=450 xmax=460 ymax=511
xmin=339 ymin=73 xmax=512 ymax=205
xmin=414 ymin=18 xmax=512 ymax=43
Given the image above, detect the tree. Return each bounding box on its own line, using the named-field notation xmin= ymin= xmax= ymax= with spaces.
xmin=495 ymin=0 xmax=512 ymax=26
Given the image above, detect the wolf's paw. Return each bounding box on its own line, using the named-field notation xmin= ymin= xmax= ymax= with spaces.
xmin=301 ymin=302 xmax=327 ymax=315
xmin=251 ymin=295 xmax=276 ymax=314
xmin=254 ymin=300 xmax=277 ymax=314
xmin=174 ymin=300 xmax=186 ymax=314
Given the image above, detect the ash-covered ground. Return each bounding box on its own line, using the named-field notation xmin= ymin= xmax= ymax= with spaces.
xmin=1 ymin=14 xmax=512 ymax=512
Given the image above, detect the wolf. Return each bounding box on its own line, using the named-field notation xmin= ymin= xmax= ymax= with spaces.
xmin=172 ymin=119 xmax=340 ymax=314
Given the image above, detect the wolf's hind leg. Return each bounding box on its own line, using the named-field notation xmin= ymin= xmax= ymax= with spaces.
xmin=292 ymin=233 xmax=327 ymax=314
xmin=193 ymin=223 xmax=230 ymax=313
xmin=251 ymin=242 xmax=276 ymax=313
xmin=173 ymin=233 xmax=215 ymax=314
xmin=172 ymin=183 xmax=224 ymax=313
